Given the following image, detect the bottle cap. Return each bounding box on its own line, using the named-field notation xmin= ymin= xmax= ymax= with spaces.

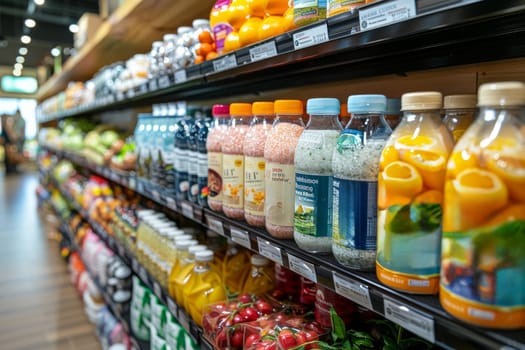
xmin=444 ymin=94 xmax=477 ymax=109
xmin=136 ymin=209 xmax=155 ymax=219
xmin=192 ymin=19 xmax=210 ymax=28
xmin=401 ymin=92 xmax=442 ymax=111
xmin=195 ymin=250 xmax=214 ymax=262
xmin=189 ymin=245 xmax=208 ymax=254
xmin=386 ymin=98 xmax=401 ymax=115
xmin=177 ymin=26 xmax=193 ymax=35
xmin=175 ymin=239 xmax=198 ymax=250
xmin=230 ymin=103 xmax=252 ymax=116
xmin=163 ymin=34 xmax=177 ymax=42
xmin=347 ymin=94 xmax=387 ymax=113
xmin=159 ymin=227 xmax=185 ymax=236
xmin=152 ymin=41 xmax=164 ymax=48
xmin=274 ymin=99 xmax=303 ymax=115
xmin=307 ymin=98 xmax=340 ymax=115
xmin=252 ymin=102 xmax=275 ymax=115
xmin=478 ymin=82 xmax=525 ymax=107
xmin=251 ymin=254 xmax=270 ymax=266
xmin=212 ymin=104 xmax=230 ymax=117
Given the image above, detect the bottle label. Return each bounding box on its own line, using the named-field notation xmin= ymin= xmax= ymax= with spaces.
xmin=197 ymin=153 xmax=208 ymax=177
xmin=294 ymin=172 xmax=332 ymax=237
xmin=207 ymin=152 xmax=222 ymax=200
xmin=244 ymin=156 xmax=265 ymax=216
xmin=174 ymin=149 xmax=188 ymax=171
xmin=187 ymin=151 xmax=199 ymax=175
xmin=222 ymin=154 xmax=244 ymax=209
xmin=332 ymin=177 xmax=377 ymax=250
xmin=265 ymin=162 xmax=295 ymax=226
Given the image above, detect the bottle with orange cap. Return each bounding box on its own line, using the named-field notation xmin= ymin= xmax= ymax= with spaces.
xmin=244 ymin=101 xmax=275 ymax=227
xmin=376 ymin=91 xmax=454 ymax=295
xmin=222 ymin=103 xmax=251 ymax=219
xmin=441 ymin=82 xmax=525 ymax=329
xmin=264 ymin=100 xmax=305 ymax=238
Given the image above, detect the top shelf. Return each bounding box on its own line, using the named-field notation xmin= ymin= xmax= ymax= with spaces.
xmin=36 ymin=0 xmax=214 ymax=102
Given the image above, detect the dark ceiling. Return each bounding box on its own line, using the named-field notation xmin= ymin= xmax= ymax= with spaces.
xmin=0 ymin=0 xmax=99 ymax=72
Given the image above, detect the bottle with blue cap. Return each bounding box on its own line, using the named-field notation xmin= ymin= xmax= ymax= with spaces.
xmin=294 ymin=98 xmax=343 ymax=253
xmin=332 ymin=94 xmax=391 ymax=271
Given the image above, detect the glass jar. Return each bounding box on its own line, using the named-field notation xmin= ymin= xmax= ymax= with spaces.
xmin=294 ymin=98 xmax=342 ymax=253
xmin=332 ymin=94 xmax=390 ymax=271
xmin=442 ymin=94 xmax=477 ymax=142
xmin=207 ymin=104 xmax=230 ymax=212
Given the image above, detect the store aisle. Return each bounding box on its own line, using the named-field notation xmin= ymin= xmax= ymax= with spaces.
xmin=0 ymin=172 xmax=100 ymax=350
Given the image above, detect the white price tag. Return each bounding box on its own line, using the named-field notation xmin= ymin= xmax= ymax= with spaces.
xmin=153 ymin=282 xmax=162 ymax=299
xmin=249 ymin=41 xmax=277 ymax=62
xmin=207 ymin=216 xmax=224 ymax=236
xmin=175 ymin=69 xmax=187 ymax=84
xmin=288 ymin=254 xmax=317 ymax=283
xmin=149 ymin=79 xmax=158 ymax=91
xmin=383 ymin=298 xmax=435 ymax=343
xmin=293 ymin=24 xmax=329 ymax=50
xmin=152 ymin=191 xmax=161 ymax=202
xmin=333 ymin=272 xmax=373 ymax=309
xmin=257 ymin=237 xmax=283 ymax=266
xmin=181 ymin=202 xmax=194 ymax=219
xmin=158 ymin=75 xmax=171 ymax=88
xmin=139 ymin=266 xmax=149 ymax=283
xmin=167 ymin=298 xmax=179 ymax=318
xmin=178 ymin=310 xmax=190 ymax=332
xmin=359 ymin=0 xmax=416 ymax=31
xmin=128 ymin=177 xmax=136 ymax=190
xmin=131 ymin=258 xmax=139 ymax=273
xmin=230 ymin=227 xmax=251 ymax=249
xmin=166 ymin=197 xmax=177 ymax=211
xmin=213 ymin=54 xmax=237 ymax=72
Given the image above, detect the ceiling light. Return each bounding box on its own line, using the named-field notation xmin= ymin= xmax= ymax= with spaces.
xmin=69 ymin=24 xmax=79 ymax=33
xmin=21 ymin=35 xmax=31 ymax=44
xmin=14 ymin=63 xmax=23 ymax=70
xmin=25 ymin=19 xmax=36 ymax=28
xmin=51 ymin=47 xmax=61 ymax=57
xmin=16 ymin=56 xmax=25 ymax=63
xmin=34 ymin=0 xmax=45 ymax=5
xmin=19 ymin=47 xmax=28 ymax=55
xmin=13 ymin=70 xmax=22 ymax=77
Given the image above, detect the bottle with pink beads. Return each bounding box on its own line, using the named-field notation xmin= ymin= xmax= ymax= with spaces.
xmin=206 ymin=104 xmax=229 ymax=212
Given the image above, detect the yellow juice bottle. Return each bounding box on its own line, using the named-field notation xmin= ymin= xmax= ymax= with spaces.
xmin=167 ymin=237 xmax=197 ymax=298
xmin=183 ymin=250 xmax=226 ymax=326
xmin=171 ymin=244 xmax=207 ymax=306
xmin=376 ymin=91 xmax=454 ymax=294
xmin=222 ymin=240 xmax=251 ymax=295
xmin=441 ymin=82 xmax=525 ymax=329
xmin=242 ymin=254 xmax=275 ymax=295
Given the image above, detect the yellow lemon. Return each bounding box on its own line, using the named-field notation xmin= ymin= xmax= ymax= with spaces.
xmin=379 ymin=145 xmax=399 ymax=171
xmin=401 ymin=149 xmax=446 ymax=190
xmin=486 ymin=153 xmax=525 ymax=202
xmin=223 ymin=31 xmax=241 ymax=53
xmin=258 ymin=16 xmax=285 ymax=41
xmin=395 ymin=135 xmax=436 ymax=150
xmin=239 ymin=17 xmax=263 ymax=46
xmin=447 ymin=149 xmax=479 ymax=179
xmin=228 ymin=0 xmax=250 ymax=30
xmin=378 ymin=161 xmax=423 ymax=209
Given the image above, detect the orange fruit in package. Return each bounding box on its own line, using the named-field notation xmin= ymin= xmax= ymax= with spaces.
xmin=198 ymin=31 xmax=214 ymax=44
xmin=265 ymin=0 xmax=289 ymax=15
xmin=259 ymin=16 xmax=285 ymax=41
xmin=246 ymin=0 xmax=268 ymax=17
xmin=224 ymin=31 xmax=241 ymax=52
xmin=228 ymin=0 xmax=250 ymax=30
xmin=239 ymin=17 xmax=263 ymax=47
xmin=206 ymin=51 xmax=218 ymax=60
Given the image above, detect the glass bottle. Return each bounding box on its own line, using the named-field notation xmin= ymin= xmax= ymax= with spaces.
xmin=442 ymin=94 xmax=477 ymax=142
xmin=242 ymin=254 xmax=275 ymax=295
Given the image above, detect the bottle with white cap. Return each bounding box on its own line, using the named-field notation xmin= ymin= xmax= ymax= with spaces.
xmin=442 ymin=94 xmax=477 ymax=142
xmin=222 ymin=239 xmax=251 ymax=294
xmin=376 ymin=91 xmax=454 ymax=295
xmin=241 ymin=254 xmax=274 ymax=295
xmin=166 ymin=238 xmax=198 ymax=298
xmin=441 ymin=81 xmax=525 ymax=329
xmin=170 ymin=244 xmax=207 ymax=304
xmin=182 ymin=250 xmax=226 ymax=326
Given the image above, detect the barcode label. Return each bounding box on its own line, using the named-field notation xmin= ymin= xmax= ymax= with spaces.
xmin=230 ymin=227 xmax=251 ymax=249
xmin=249 ymin=41 xmax=277 ymax=62
xmin=207 ymin=216 xmax=224 ymax=235
xmin=293 ymin=24 xmax=329 ymax=50
xmin=181 ymin=202 xmax=194 ymax=219
xmin=257 ymin=237 xmax=283 ymax=265
xmin=175 ymin=69 xmax=187 ymax=84
xmin=333 ymin=272 xmax=373 ymax=309
xmin=288 ymin=254 xmax=317 ymax=283
xmin=359 ymin=0 xmax=416 ymax=31
xmin=213 ymin=54 xmax=237 ymax=72
xmin=383 ymin=298 xmax=435 ymax=343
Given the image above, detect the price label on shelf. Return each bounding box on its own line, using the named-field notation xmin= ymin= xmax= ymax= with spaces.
xmin=257 ymin=237 xmax=283 ymax=265
xmin=149 ymin=79 xmax=158 ymax=91
xmin=207 ymin=216 xmax=224 ymax=236
xmin=213 ymin=54 xmax=237 ymax=72
xmin=383 ymin=298 xmax=435 ymax=343
xmin=333 ymin=272 xmax=373 ymax=310
xmin=359 ymin=0 xmax=416 ymax=31
xmin=167 ymin=298 xmax=179 ymax=318
xmin=175 ymin=69 xmax=187 ymax=84
xmin=139 ymin=266 xmax=149 ymax=283
xmin=230 ymin=227 xmax=251 ymax=249
xmin=153 ymin=282 xmax=162 ymax=300
xmin=166 ymin=197 xmax=177 ymax=211
xmin=128 ymin=177 xmax=136 ymax=190
xmin=181 ymin=202 xmax=194 ymax=219
xmin=293 ymin=24 xmax=329 ymax=50
xmin=288 ymin=254 xmax=317 ymax=283
xmin=131 ymin=258 xmax=139 ymax=273
xmin=249 ymin=41 xmax=277 ymax=62
xmin=158 ymin=75 xmax=171 ymax=88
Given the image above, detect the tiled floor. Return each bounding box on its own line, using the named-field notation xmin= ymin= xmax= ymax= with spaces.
xmin=0 ymin=171 xmax=100 ymax=350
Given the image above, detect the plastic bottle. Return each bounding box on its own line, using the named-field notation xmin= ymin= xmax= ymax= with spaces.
xmin=134 ymin=114 xmax=148 ymax=178
xmin=188 ymin=107 xmax=204 ymax=203
xmin=264 ymin=100 xmax=305 ymax=238
xmin=242 ymin=254 xmax=275 ymax=295
xmin=222 ymin=103 xmax=251 ymax=219
xmin=197 ymin=109 xmax=212 ymax=208
xmin=332 ymin=95 xmax=391 ymax=271
xmin=207 ymin=105 xmax=230 ymax=212
xmin=385 ymin=98 xmax=401 ymax=130
xmin=210 ymin=0 xmax=234 ymax=54
xmin=376 ymin=91 xmax=454 ymax=294
xmin=175 ymin=112 xmax=194 ymax=200
xmin=183 ymin=250 xmax=226 ymax=326
xmin=442 ymin=94 xmax=477 ymax=142
xmin=244 ymin=102 xmax=275 ymax=227
xmin=294 ymin=98 xmax=342 ymax=253
xmin=440 ymin=81 xmax=525 ymax=329
xmin=221 ymin=240 xmax=251 ymax=294
xmin=169 ymin=243 xmax=207 ymax=305
xmin=294 ymin=0 xmax=327 ymax=27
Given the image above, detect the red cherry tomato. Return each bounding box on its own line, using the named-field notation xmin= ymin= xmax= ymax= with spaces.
xmin=278 ymin=329 xmax=297 ymax=349
xmin=255 ymin=300 xmax=274 ymax=315
xmin=230 ymin=328 xmax=244 ymax=348
xmin=215 ymin=330 xmax=228 ymax=348
xmin=295 ymin=331 xmax=307 ymax=345
xmin=233 ymin=313 xmax=245 ymax=324
xmin=241 ymin=306 xmax=259 ymax=321
xmin=245 ymin=333 xmax=261 ymax=348
xmin=239 ymin=293 xmax=253 ymax=303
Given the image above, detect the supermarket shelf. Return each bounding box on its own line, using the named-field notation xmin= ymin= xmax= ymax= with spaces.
xmin=43 ymin=145 xmax=525 ymax=350
xmin=38 ymin=0 xmax=525 ymax=122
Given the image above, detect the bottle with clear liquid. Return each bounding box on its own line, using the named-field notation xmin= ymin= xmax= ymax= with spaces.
xmin=442 ymin=94 xmax=477 ymax=142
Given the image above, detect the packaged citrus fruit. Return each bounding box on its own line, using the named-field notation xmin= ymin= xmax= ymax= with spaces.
xmin=210 ymin=0 xmax=234 ymax=54
xmin=376 ymin=91 xmax=454 ymax=294
xmin=440 ymin=81 xmax=525 ymax=329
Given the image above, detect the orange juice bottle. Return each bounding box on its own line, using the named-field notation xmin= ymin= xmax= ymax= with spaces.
xmin=167 ymin=237 xmax=196 ymax=298
xmin=183 ymin=250 xmax=226 ymax=326
xmin=376 ymin=92 xmax=454 ymax=294
xmin=170 ymin=244 xmax=207 ymax=306
xmin=222 ymin=239 xmax=251 ymax=295
xmin=242 ymin=254 xmax=275 ymax=295
xmin=440 ymin=82 xmax=525 ymax=329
